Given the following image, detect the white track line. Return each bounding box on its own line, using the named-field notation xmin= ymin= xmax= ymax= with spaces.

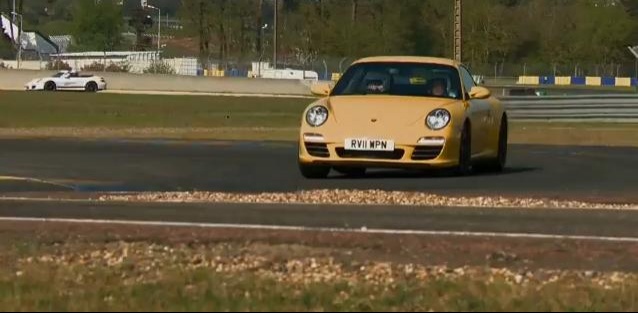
xmin=1 ymin=216 xmax=638 ymax=243
xmin=0 ymin=176 xmax=74 ymax=189
xmin=102 ymin=90 xmax=315 ymax=99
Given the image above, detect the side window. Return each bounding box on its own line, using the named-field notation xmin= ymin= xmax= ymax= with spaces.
xmin=459 ymin=66 xmax=476 ymax=95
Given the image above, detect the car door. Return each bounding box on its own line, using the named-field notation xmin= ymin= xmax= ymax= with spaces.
xmin=59 ymin=73 xmax=73 ymax=89
xmin=69 ymin=73 xmax=84 ymax=88
xmin=459 ymin=66 xmax=490 ymax=156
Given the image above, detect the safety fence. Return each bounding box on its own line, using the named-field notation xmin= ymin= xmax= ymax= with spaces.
xmin=501 ymin=94 xmax=638 ymax=122
xmin=517 ymin=76 xmax=638 ymax=87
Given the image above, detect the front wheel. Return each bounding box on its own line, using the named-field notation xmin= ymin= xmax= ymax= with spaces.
xmin=453 ymin=123 xmax=472 ymax=176
xmin=299 ymin=162 xmax=330 ymax=179
xmin=475 ymin=116 xmax=508 ymax=173
xmin=85 ymin=82 xmax=98 ymax=92
xmin=44 ymin=81 xmax=56 ymax=91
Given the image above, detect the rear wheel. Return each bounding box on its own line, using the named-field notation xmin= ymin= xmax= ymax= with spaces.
xmin=44 ymin=81 xmax=56 ymax=91
xmin=334 ymin=167 xmax=366 ymax=177
xmin=475 ymin=115 xmax=508 ymax=173
xmin=453 ymin=123 xmax=472 ymax=176
xmin=85 ymin=82 xmax=98 ymax=92
xmin=299 ymin=162 xmax=330 ymax=179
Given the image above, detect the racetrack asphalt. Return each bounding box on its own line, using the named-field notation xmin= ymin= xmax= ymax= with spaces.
xmin=3 ymin=200 xmax=638 ymax=239
xmin=0 ymin=138 xmax=636 ymax=202
xmin=1 ymin=138 xmax=638 ymax=240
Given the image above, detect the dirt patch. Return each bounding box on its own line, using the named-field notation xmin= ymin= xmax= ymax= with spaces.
xmin=510 ymin=123 xmax=638 ymax=147
xmin=4 ymin=220 xmax=638 ymax=311
xmin=3 ymin=220 xmax=638 ymax=273
xmin=95 ymin=189 xmax=638 ymax=209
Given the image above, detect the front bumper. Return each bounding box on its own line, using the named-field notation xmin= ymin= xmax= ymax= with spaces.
xmin=25 ymin=84 xmax=41 ymax=91
xmin=298 ymin=138 xmax=461 ymax=169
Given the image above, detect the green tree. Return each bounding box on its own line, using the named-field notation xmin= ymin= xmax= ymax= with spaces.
xmin=421 ymin=0 xmax=454 ymax=58
xmin=171 ymin=0 xmax=638 ymax=75
xmin=181 ymin=0 xmax=260 ymax=65
xmin=70 ymin=0 xmax=124 ymax=51
xmin=572 ymin=0 xmax=636 ymax=75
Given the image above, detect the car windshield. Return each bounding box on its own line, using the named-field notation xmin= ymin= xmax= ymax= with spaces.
xmin=331 ymin=62 xmax=463 ymax=100
xmin=52 ymin=72 xmax=66 ymax=77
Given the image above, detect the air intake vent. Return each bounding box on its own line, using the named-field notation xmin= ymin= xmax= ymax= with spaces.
xmin=411 ymin=146 xmax=443 ymax=160
xmin=305 ymin=142 xmax=330 ymax=158
xmin=336 ymin=148 xmax=405 ymax=160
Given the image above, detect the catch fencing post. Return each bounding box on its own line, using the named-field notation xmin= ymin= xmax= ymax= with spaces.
xmin=629 ymin=46 xmax=638 ymax=93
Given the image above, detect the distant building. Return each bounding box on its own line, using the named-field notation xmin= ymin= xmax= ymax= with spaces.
xmin=1 ymin=14 xmax=59 ymax=57
xmin=250 ymin=62 xmax=319 ymax=81
xmin=50 ymin=50 xmax=160 ymax=72
xmin=48 ymin=35 xmax=72 ymax=54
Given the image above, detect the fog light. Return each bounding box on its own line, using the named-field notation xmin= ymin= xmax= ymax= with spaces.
xmin=304 ymin=133 xmax=325 ymax=142
xmin=417 ymin=137 xmax=445 ymax=146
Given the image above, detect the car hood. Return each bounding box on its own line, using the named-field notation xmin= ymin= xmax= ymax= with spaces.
xmin=26 ymin=78 xmax=43 ymax=85
xmin=325 ymin=95 xmax=460 ymax=127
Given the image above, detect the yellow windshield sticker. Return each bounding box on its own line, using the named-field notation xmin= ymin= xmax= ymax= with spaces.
xmin=410 ymin=77 xmax=426 ymax=85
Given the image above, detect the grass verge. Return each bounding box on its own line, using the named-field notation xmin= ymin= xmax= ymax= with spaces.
xmin=1 ymin=91 xmax=637 ymax=146
xmin=0 ymin=91 xmax=308 ymax=128
xmin=0 ymin=223 xmax=638 ymax=311
xmin=5 ymin=264 xmax=638 ymax=311
xmin=2 ymin=222 xmax=638 ymax=311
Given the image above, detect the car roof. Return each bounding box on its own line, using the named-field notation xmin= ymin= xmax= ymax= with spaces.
xmin=351 ymin=56 xmax=461 ymax=68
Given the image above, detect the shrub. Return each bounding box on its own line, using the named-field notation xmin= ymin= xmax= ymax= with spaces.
xmin=143 ymin=61 xmax=175 ymax=74
xmin=81 ymin=61 xmax=131 ymax=73
xmin=81 ymin=61 xmax=105 ymax=71
xmin=46 ymin=60 xmax=72 ymax=71
xmin=106 ymin=62 xmax=131 ymax=72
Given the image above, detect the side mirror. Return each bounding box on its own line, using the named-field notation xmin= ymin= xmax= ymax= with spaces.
xmin=310 ymin=82 xmax=331 ymax=97
xmin=469 ymin=86 xmax=491 ymax=99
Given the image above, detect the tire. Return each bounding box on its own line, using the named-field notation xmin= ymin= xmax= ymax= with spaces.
xmin=44 ymin=81 xmax=56 ymax=91
xmin=453 ymin=122 xmax=473 ymax=176
xmin=334 ymin=167 xmax=366 ymax=177
xmin=299 ymin=162 xmax=330 ymax=179
xmin=475 ymin=115 xmax=508 ymax=173
xmin=85 ymin=82 xmax=98 ymax=92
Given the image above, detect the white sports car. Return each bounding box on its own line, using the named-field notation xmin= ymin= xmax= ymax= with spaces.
xmin=25 ymin=71 xmax=107 ymax=92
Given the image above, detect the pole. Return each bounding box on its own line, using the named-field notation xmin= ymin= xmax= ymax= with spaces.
xmin=11 ymin=12 xmax=21 ymax=69
xmin=158 ymin=7 xmax=161 ymax=52
xmin=11 ymin=0 xmax=19 ymax=69
xmin=273 ymin=0 xmax=278 ymax=69
xmin=323 ymin=59 xmax=328 ymax=81
xmin=18 ymin=14 xmax=21 ymax=69
xmin=144 ymin=3 xmax=161 ymax=53
xmin=259 ymin=25 xmax=265 ymax=77
xmin=453 ymin=0 xmax=462 ymax=63
xmin=628 ymin=46 xmax=638 ymax=92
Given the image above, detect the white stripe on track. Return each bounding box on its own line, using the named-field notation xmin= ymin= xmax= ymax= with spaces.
xmin=1 ymin=216 xmax=638 ymax=243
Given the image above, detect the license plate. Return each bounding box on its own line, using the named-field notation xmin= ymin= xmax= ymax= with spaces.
xmin=344 ymin=138 xmax=395 ymax=151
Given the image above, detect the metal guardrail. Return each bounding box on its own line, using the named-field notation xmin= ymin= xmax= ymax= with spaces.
xmin=500 ymin=94 xmax=638 ymax=122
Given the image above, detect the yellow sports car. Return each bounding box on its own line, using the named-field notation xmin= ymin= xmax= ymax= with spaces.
xmin=298 ymin=56 xmax=508 ymax=179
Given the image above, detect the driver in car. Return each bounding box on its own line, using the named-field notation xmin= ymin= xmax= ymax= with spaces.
xmin=428 ymin=78 xmax=447 ymax=97
xmin=366 ymin=79 xmax=387 ymax=93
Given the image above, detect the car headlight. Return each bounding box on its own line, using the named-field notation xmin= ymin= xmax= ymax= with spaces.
xmin=306 ymin=105 xmax=329 ymax=127
xmin=426 ymin=109 xmax=451 ymax=130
